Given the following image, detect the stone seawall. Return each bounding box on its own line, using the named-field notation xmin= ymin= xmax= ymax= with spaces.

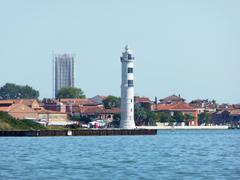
xmin=0 ymin=129 xmax=157 ymax=137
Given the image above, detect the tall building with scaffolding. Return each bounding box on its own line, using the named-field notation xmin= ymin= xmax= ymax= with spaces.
xmin=53 ymin=54 xmax=75 ymax=98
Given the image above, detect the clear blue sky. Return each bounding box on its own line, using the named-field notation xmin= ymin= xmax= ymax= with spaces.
xmin=0 ymin=0 xmax=239 ymax=103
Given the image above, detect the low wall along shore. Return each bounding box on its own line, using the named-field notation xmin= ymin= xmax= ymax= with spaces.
xmin=0 ymin=129 xmax=157 ymax=137
xmin=137 ymin=126 xmax=229 ymax=130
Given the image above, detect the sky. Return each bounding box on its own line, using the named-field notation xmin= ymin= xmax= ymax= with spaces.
xmin=0 ymin=0 xmax=239 ymax=103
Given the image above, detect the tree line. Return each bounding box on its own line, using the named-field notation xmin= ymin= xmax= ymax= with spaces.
xmin=0 ymin=83 xmax=85 ymax=99
xmin=0 ymin=83 xmax=39 ymax=99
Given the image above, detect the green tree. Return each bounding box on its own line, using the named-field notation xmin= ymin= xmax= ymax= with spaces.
xmin=56 ymin=87 xmax=85 ymax=99
xmin=79 ymin=115 xmax=92 ymax=124
xmin=111 ymin=113 xmax=121 ymax=128
xmin=0 ymin=83 xmax=39 ymax=99
xmin=198 ymin=112 xmax=211 ymax=125
xmin=113 ymin=113 xmax=120 ymax=120
xmin=168 ymin=114 xmax=176 ymax=126
xmin=173 ymin=112 xmax=185 ymax=123
xmin=103 ymin=95 xmax=120 ymax=109
xmin=145 ymin=110 xmax=157 ymax=126
xmin=134 ymin=103 xmax=147 ymax=126
xmin=135 ymin=106 xmax=158 ymax=126
xmin=157 ymin=112 xmax=174 ymax=123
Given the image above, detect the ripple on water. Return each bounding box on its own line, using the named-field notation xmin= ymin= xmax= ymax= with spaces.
xmin=0 ymin=130 xmax=240 ymax=179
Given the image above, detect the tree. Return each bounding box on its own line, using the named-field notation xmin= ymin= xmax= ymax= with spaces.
xmin=134 ymin=103 xmax=147 ymax=125
xmin=113 ymin=113 xmax=120 ymax=120
xmin=198 ymin=112 xmax=212 ymax=125
xmin=157 ymin=112 xmax=174 ymax=123
xmin=56 ymin=87 xmax=85 ymax=99
xmin=79 ymin=115 xmax=92 ymax=124
xmin=0 ymin=83 xmax=39 ymax=99
xmin=103 ymin=95 xmax=120 ymax=109
xmin=134 ymin=103 xmax=158 ymax=126
xmin=212 ymin=99 xmax=216 ymax=104
xmin=111 ymin=113 xmax=121 ymax=128
xmin=145 ymin=110 xmax=157 ymax=126
xmin=173 ymin=112 xmax=185 ymax=123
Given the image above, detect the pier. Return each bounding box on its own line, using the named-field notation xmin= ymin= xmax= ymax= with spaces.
xmin=0 ymin=129 xmax=157 ymax=137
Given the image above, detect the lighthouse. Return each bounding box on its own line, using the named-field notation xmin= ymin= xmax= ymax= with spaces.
xmin=120 ymin=45 xmax=136 ymax=129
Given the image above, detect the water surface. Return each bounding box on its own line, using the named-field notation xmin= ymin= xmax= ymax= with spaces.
xmin=0 ymin=130 xmax=240 ymax=179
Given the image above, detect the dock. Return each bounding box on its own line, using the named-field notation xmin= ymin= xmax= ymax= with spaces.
xmin=0 ymin=129 xmax=157 ymax=137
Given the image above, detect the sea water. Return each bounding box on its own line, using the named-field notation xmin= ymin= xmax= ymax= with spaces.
xmin=0 ymin=130 xmax=240 ymax=180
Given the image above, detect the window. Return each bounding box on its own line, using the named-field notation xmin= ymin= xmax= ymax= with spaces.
xmin=128 ymin=54 xmax=132 ymax=59
xmin=128 ymin=68 xmax=133 ymax=73
xmin=128 ymin=80 xmax=134 ymax=87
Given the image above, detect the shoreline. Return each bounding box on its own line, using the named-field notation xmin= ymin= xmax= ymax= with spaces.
xmin=137 ymin=126 xmax=230 ymax=130
xmin=0 ymin=126 xmax=236 ymax=137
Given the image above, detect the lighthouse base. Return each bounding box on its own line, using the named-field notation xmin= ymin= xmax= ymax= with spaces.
xmin=120 ymin=119 xmax=136 ymax=129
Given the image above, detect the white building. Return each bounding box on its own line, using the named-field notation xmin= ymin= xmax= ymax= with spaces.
xmin=120 ymin=45 xmax=135 ymax=129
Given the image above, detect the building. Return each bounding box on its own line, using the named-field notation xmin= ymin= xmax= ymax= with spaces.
xmin=120 ymin=45 xmax=135 ymax=129
xmin=0 ymin=99 xmax=41 ymax=111
xmin=0 ymin=100 xmax=39 ymax=120
xmin=159 ymin=94 xmax=185 ymax=105
xmin=155 ymin=102 xmax=198 ymax=126
xmin=6 ymin=103 xmax=39 ymax=120
xmin=0 ymin=99 xmax=70 ymax=125
xmin=81 ymin=106 xmax=120 ymax=123
xmin=60 ymin=98 xmax=97 ymax=106
xmin=190 ymin=99 xmax=217 ymax=113
xmin=14 ymin=99 xmax=41 ymax=110
xmin=37 ymin=109 xmax=69 ymax=125
xmin=211 ymin=109 xmax=240 ymax=127
xmin=134 ymin=96 xmax=152 ymax=110
xmin=42 ymin=98 xmax=66 ymax=112
xmin=60 ymin=98 xmax=101 ymax=115
xmin=54 ymin=54 xmax=75 ymax=97
xmin=91 ymin=95 xmax=107 ymax=104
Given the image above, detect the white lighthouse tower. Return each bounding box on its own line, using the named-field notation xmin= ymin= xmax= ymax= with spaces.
xmin=120 ymin=45 xmax=136 ymax=129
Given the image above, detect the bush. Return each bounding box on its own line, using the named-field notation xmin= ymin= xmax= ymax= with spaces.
xmin=0 ymin=112 xmax=46 ymax=130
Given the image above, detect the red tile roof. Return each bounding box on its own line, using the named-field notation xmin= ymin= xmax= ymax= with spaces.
xmin=135 ymin=97 xmax=152 ymax=103
xmin=229 ymin=109 xmax=240 ymax=116
xmin=14 ymin=99 xmax=36 ymax=106
xmin=156 ymin=102 xmax=196 ymax=111
xmin=0 ymin=99 xmax=38 ymax=107
xmin=7 ymin=103 xmax=37 ymax=113
xmin=37 ymin=108 xmax=66 ymax=114
xmin=60 ymin=98 xmax=97 ymax=105
xmin=170 ymin=103 xmax=195 ymax=110
xmin=0 ymin=107 xmax=10 ymax=112
xmin=0 ymin=100 xmax=15 ymax=105
xmin=81 ymin=106 xmax=120 ymax=115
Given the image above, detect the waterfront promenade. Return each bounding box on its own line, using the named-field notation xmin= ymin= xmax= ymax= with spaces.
xmin=138 ymin=125 xmax=229 ymax=130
